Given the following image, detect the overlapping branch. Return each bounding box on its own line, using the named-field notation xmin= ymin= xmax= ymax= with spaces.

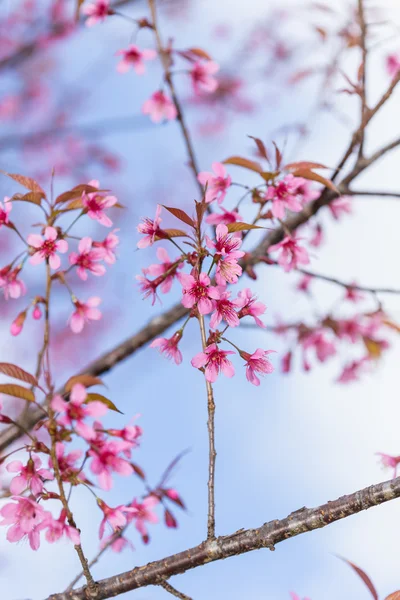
xmin=48 ymin=474 xmax=400 ymax=600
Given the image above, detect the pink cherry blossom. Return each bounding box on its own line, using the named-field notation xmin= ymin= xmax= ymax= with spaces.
xmin=207 ymin=224 xmax=244 ymax=259
xmin=136 ymin=273 xmax=159 ymax=305
xmin=236 ymin=288 xmax=266 ymax=328
xmin=27 ymin=226 xmax=68 ymax=270
xmin=210 ymin=288 xmax=239 ymax=329
xmin=206 ymin=206 xmax=243 ymax=225
xmin=296 ymin=274 xmax=312 ymax=293
xmin=376 ymin=452 xmax=400 ymax=478
xmin=127 ymin=496 xmax=159 ymax=543
xmin=137 ymin=204 xmax=162 ymax=248
xmin=39 ymin=510 xmax=80 ymax=545
xmin=265 ymin=175 xmax=305 ymax=219
xmin=309 ymin=223 xmax=323 ymax=247
xmin=51 ymin=383 xmax=107 ymax=440
xmin=289 ymin=593 xmax=311 ymax=600
xmin=240 ymin=349 xmax=275 ymax=386
xmin=191 ymin=343 xmax=235 ymax=383
xmin=82 ymin=181 xmax=117 ymax=227
xmin=83 ymin=0 xmax=110 ymax=26
xmin=337 ymin=359 xmax=366 ymax=383
xmin=337 ymin=317 xmax=364 ymax=343
xmin=386 ymin=52 xmax=400 ymax=78
xmin=0 ymin=197 xmax=11 ymax=227
xmin=69 ymin=237 xmax=106 ymax=281
xmin=93 ymin=229 xmax=119 ymax=264
xmin=142 ymin=91 xmax=177 ymax=123
xmin=101 ymin=533 xmax=134 ymax=552
xmin=0 ymin=265 xmax=26 ymax=299
xmin=49 ymin=442 xmax=83 ymax=482
xmin=0 ymin=496 xmax=45 ymax=550
xmin=98 ymin=500 xmax=134 ymax=539
xmin=116 ymin=45 xmax=156 ymax=74
xmin=190 ymin=61 xmax=219 ymax=95
xmin=69 ymin=297 xmax=102 ymax=333
xmin=328 ymin=196 xmax=351 ymax=220
xmin=216 ymin=257 xmax=243 ymax=285
xmin=198 ymin=162 xmax=231 ymax=204
xmin=344 ymin=283 xmax=364 ymax=303
xmin=144 ymin=247 xmax=183 ymax=293
xmin=150 ymin=332 xmax=183 ymax=364
xmin=6 ymin=456 xmax=53 ymax=496
xmin=269 ymin=234 xmax=310 ymax=272
xmin=296 ymin=181 xmax=320 ymax=203
xmin=89 ymin=440 xmax=133 ymax=490
xmin=302 ymin=330 xmax=336 ymax=363
xmin=178 ymin=272 xmax=219 ymax=314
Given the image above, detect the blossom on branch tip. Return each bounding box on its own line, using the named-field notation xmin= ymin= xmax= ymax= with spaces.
xmin=39 ymin=510 xmax=80 ymax=545
xmin=116 ymin=45 xmax=156 ymax=74
xmin=0 ymin=496 xmax=45 ymax=550
xmin=206 ymin=206 xmax=243 ymax=225
xmin=178 ymin=272 xmax=219 ymax=314
xmin=386 ymin=52 xmax=400 ymax=78
xmin=143 ymin=247 xmax=183 ymax=294
xmin=198 ymin=162 xmax=231 ymax=204
xmin=191 ymin=343 xmax=235 ymax=383
xmin=6 ymin=456 xmax=53 ymax=496
xmin=265 ymin=175 xmax=305 ymax=219
xmin=89 ymin=440 xmax=133 ymax=490
xmin=269 ymin=234 xmax=310 ymax=272
xmin=127 ymin=496 xmax=159 ymax=543
xmin=137 ymin=204 xmax=162 ymax=248
xmin=142 ymin=91 xmax=177 ymax=123
xmin=93 ymin=229 xmax=119 ymax=264
xmin=98 ymin=500 xmax=135 ymax=539
xmin=69 ymin=237 xmax=106 ymax=280
xmin=51 ymin=383 xmax=107 ymax=440
xmin=240 ymin=349 xmax=275 ymax=386
xmin=0 ymin=197 xmax=11 ymax=227
xmin=69 ymin=297 xmax=102 ymax=333
xmin=151 ymin=332 xmax=183 ymax=364
xmin=376 ymin=452 xmax=400 ymax=479
xmin=83 ymin=0 xmax=110 ymax=26
xmin=82 ymin=181 xmax=117 ymax=227
xmin=210 ymin=288 xmax=240 ymax=329
xmin=190 ymin=61 xmax=219 ymax=95
xmin=328 ymin=196 xmax=352 ymax=220
xmin=0 ymin=265 xmax=26 ymax=300
xmin=236 ymin=288 xmax=266 ymax=328
xmin=27 ymin=226 xmax=68 ymax=270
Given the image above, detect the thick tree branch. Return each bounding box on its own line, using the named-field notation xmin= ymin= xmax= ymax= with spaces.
xmin=47 ymin=474 xmax=400 ymax=600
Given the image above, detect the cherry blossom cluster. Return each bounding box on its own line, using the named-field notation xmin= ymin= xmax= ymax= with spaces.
xmin=0 ymin=379 xmax=184 ymax=551
xmin=83 ymin=1 xmax=220 ymax=123
xmin=0 ymin=177 xmax=121 ymax=336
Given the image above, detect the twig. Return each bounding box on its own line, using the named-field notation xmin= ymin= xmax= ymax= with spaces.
xmin=47 ymin=474 xmax=400 ymax=600
xmin=160 ymin=580 xmax=193 ymax=600
xmin=357 ymin=0 xmax=368 ymax=158
xmin=148 ymin=0 xmax=202 ymax=195
xmin=290 ymin=266 xmax=400 ymax=296
xmin=198 ymin=313 xmax=217 ymax=540
xmin=345 ymin=189 xmax=400 ymax=199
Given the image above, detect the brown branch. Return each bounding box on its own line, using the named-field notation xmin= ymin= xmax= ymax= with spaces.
xmin=290 ymin=266 xmax=400 ymax=296
xmin=148 ymin=0 xmax=202 ymax=195
xmin=160 ymin=580 xmax=193 ymax=600
xmin=47 ymin=474 xmax=400 ymax=600
xmin=357 ymin=0 xmax=368 ymax=158
xmin=346 ymin=189 xmax=400 ymax=199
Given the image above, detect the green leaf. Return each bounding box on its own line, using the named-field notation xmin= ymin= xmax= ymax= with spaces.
xmin=0 ymin=383 xmax=35 ymax=403
xmin=85 ymin=393 xmax=123 ymax=414
xmin=0 ymin=363 xmax=38 ymax=386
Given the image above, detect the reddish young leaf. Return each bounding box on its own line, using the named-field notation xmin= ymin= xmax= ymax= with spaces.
xmin=55 ymin=190 xmax=82 ymax=205
xmin=195 ymin=200 xmax=208 ymax=227
xmin=64 ymin=374 xmax=104 ymax=393
xmin=284 ymin=161 xmax=329 ymax=171
xmin=71 ymin=184 xmax=103 ymax=194
xmin=223 ymin=156 xmax=263 ymax=174
xmin=162 ymin=206 xmax=195 ymax=227
xmin=11 ymin=192 xmax=42 ymax=206
xmin=0 ymin=363 xmax=38 ymax=386
xmin=1 ymin=171 xmax=46 ymax=198
xmin=226 ymin=222 xmax=264 ymax=233
xmin=248 ymin=136 xmax=269 ymax=161
xmin=187 ymin=47 xmax=212 ymax=60
xmin=131 ymin=462 xmax=146 ymax=480
xmin=272 ymin=142 xmax=283 ymax=169
xmin=260 ymin=170 xmax=280 ymax=182
xmin=338 ymin=557 xmax=378 ymax=600
xmin=85 ymin=392 xmax=123 ymax=414
xmin=0 ymin=384 xmax=35 ymax=403
xmin=161 ymin=228 xmax=188 ymax=238
xmin=65 ymin=198 xmax=84 ymax=210
xmin=291 ymin=168 xmax=339 ymax=193
xmin=385 ymin=592 xmax=400 ymax=600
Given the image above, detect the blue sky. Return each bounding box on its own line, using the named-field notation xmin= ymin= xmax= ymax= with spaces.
xmin=1 ymin=1 xmax=400 ymax=598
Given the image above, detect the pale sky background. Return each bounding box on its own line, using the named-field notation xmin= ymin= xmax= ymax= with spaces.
xmin=1 ymin=1 xmax=400 ymax=599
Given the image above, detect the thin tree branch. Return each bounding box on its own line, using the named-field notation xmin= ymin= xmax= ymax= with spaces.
xmin=291 ymin=266 xmax=400 ymax=296
xmin=346 ymin=189 xmax=400 ymax=199
xmin=160 ymin=580 xmax=193 ymax=600
xmin=148 ymin=0 xmax=203 ymax=195
xmin=47 ymin=474 xmax=400 ymax=600
xmin=357 ymin=0 xmax=368 ymax=158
